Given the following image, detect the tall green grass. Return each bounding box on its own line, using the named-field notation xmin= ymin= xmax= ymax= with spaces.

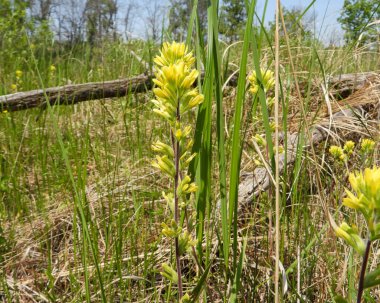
xmin=0 ymin=1 xmax=379 ymax=302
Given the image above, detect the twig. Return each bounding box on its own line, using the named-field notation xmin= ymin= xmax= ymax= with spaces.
xmin=357 ymin=240 xmax=371 ymax=303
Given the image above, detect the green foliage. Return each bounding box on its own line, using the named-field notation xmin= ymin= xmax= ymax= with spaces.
xmin=338 ymin=0 xmax=380 ymax=45
xmin=85 ymin=0 xmax=118 ymax=46
xmin=219 ymin=0 xmax=247 ymax=42
xmin=364 ymin=266 xmax=380 ymax=289
xmin=0 ymin=0 xmax=33 ymax=71
xmin=168 ymin=0 xmax=207 ymax=40
xmin=268 ymin=7 xmax=320 ymax=47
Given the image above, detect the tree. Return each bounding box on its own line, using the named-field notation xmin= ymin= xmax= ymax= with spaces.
xmin=85 ymin=0 xmax=118 ymax=46
xmin=124 ymin=1 xmax=137 ymax=40
xmin=219 ymin=0 xmax=247 ymax=43
xmin=145 ymin=0 xmax=164 ymax=42
xmin=168 ymin=0 xmax=207 ymax=40
xmin=0 ymin=0 xmax=33 ymax=70
xmin=30 ymin=0 xmax=55 ymax=22
xmin=268 ymin=7 xmax=318 ymax=46
xmin=338 ymin=0 xmax=380 ymax=45
xmin=55 ymin=0 xmax=87 ymax=44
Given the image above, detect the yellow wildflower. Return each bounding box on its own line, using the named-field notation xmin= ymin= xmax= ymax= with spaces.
xmin=50 ymin=65 xmax=56 ymax=72
xmin=180 ymin=293 xmax=191 ymax=303
xmin=344 ymin=166 xmax=380 ymax=238
xmin=15 ymin=70 xmax=22 ymax=78
xmin=329 ymin=145 xmax=344 ymax=161
xmin=154 ymin=41 xmax=195 ymax=68
xmin=152 ymin=141 xmax=174 ymax=158
xmin=334 ymin=221 xmax=366 ymax=255
xmin=360 ymin=138 xmax=375 ymax=154
xmin=248 ymin=68 xmax=275 ymax=94
xmin=254 ymin=134 xmax=267 ymax=147
xmin=343 ymin=140 xmax=355 ymax=155
xmin=160 ymin=263 xmax=178 ymax=284
xmin=152 ymin=48 xmax=203 ymax=124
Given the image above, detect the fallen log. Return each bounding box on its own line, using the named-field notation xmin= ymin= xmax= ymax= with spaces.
xmin=0 ymin=74 xmax=152 ymax=112
xmin=238 ymin=73 xmax=380 ymax=205
xmin=0 ymin=71 xmax=378 ymax=112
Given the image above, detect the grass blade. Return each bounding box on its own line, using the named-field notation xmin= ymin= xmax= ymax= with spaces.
xmin=228 ymin=0 xmax=256 ymax=272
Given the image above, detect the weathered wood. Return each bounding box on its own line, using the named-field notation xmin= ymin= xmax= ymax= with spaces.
xmin=238 ymin=76 xmax=380 ymax=205
xmin=0 ymin=74 xmax=152 ymax=112
xmin=0 ymin=71 xmax=378 ymax=112
xmin=329 ymin=71 xmax=379 ymax=98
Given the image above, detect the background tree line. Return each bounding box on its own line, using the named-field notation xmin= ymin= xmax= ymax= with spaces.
xmin=0 ymin=0 xmax=378 ymax=58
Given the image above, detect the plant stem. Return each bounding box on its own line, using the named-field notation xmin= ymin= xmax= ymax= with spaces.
xmin=174 ymin=109 xmax=183 ymax=299
xmin=357 ymin=239 xmax=371 ymax=303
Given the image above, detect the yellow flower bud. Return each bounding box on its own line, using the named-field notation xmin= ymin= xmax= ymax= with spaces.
xmin=152 ymin=141 xmax=174 ymax=158
xmin=10 ymin=84 xmax=17 ymax=92
xmin=248 ymin=68 xmax=275 ymax=94
xmin=15 ymin=70 xmax=23 ymax=78
xmin=154 ymin=41 xmax=195 ymax=68
xmin=343 ymin=140 xmax=355 ymax=155
xmin=178 ymin=231 xmax=196 ymax=255
xmin=161 ymin=263 xmax=178 ymax=284
xmin=254 ymin=134 xmax=267 ymax=147
xmin=329 ymin=145 xmax=344 ymax=161
xmin=360 ymin=138 xmax=375 ymax=154
xmin=334 ymin=222 xmax=366 ymax=255
xmin=180 ymin=293 xmax=191 ymax=303
xmin=152 ymin=155 xmax=175 ymax=177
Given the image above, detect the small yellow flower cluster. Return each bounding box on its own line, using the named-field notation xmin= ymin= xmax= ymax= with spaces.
xmin=15 ymin=70 xmax=22 ymax=79
xmin=360 ymin=138 xmax=375 ymax=154
xmin=249 ymin=68 xmax=275 ymax=164
xmin=11 ymin=70 xmax=24 ymax=92
xmin=329 ymin=145 xmax=346 ymax=161
xmin=254 ymin=134 xmax=266 ymax=147
xmin=343 ymin=140 xmax=355 ymax=155
xmin=154 ymin=41 xmax=195 ymax=68
xmin=10 ymin=84 xmax=18 ymax=92
xmin=49 ymin=65 xmax=56 ymax=79
xmin=329 ymin=138 xmax=376 ymax=164
xmin=329 ymin=140 xmax=355 ymax=162
xmin=334 ymin=222 xmax=366 ymax=255
xmin=152 ymin=64 xmax=203 ymax=124
xmin=248 ymin=68 xmax=275 ymax=95
xmin=161 ymin=263 xmax=178 ymax=284
xmin=335 ymin=166 xmax=380 ymax=252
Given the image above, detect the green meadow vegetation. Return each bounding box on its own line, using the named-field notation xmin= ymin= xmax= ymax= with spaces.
xmin=0 ymin=0 xmax=379 ymax=302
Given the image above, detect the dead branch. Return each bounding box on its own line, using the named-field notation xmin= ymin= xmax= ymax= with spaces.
xmin=0 ymin=74 xmax=152 ymax=112
xmin=238 ymin=75 xmax=380 ymax=205
xmin=0 ymin=71 xmax=378 ymax=112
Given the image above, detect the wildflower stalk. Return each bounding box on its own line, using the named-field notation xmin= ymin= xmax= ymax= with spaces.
xmin=332 ymin=166 xmax=380 ymax=302
xmin=174 ymin=106 xmax=183 ymax=298
xmin=357 ymin=239 xmax=371 ymax=303
xmin=151 ymin=41 xmax=203 ymax=301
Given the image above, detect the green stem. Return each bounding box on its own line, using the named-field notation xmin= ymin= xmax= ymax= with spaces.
xmin=357 ymin=240 xmax=371 ymax=303
xmin=174 ymin=110 xmax=183 ymax=299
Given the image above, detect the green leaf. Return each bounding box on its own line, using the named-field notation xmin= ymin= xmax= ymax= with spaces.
xmin=364 ymin=266 xmax=380 ymax=289
xmin=334 ymin=295 xmax=349 ymax=303
xmin=229 ymin=0 xmax=256 ymax=273
xmin=229 ymin=236 xmax=247 ymax=303
xmin=190 ymin=263 xmax=211 ymax=302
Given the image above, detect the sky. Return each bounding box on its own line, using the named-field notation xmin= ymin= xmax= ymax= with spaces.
xmin=259 ymin=0 xmax=345 ymax=44
xmin=119 ymin=0 xmax=346 ymax=45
